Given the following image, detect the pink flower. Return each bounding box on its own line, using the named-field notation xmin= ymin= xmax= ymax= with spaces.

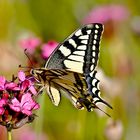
xmin=9 ymin=93 xmax=40 ymax=116
xmin=13 ymin=126 xmax=47 ymax=140
xmin=0 ymin=99 xmax=6 ymax=115
xmin=82 ymin=4 xmax=129 ymax=24
xmin=19 ymin=37 xmax=41 ymax=54
xmin=18 ymin=71 xmax=26 ymax=81
xmin=0 ymin=71 xmax=40 ymax=130
xmin=18 ymin=71 xmax=37 ymax=95
xmin=105 ymin=119 xmax=123 ymax=140
xmin=41 ymin=41 xmax=58 ymax=58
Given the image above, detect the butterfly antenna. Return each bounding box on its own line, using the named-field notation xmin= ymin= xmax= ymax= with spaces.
xmin=19 ymin=64 xmax=33 ymax=69
xmin=24 ymin=49 xmax=34 ymax=67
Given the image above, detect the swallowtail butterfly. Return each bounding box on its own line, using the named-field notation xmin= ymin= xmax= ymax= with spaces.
xmin=31 ymin=23 xmax=112 ymax=114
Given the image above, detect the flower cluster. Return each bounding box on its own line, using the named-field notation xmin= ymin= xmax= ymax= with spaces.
xmin=19 ymin=37 xmax=58 ymax=67
xmin=0 ymin=71 xmax=39 ymax=131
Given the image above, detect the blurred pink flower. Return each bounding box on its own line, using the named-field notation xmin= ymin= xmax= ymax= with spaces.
xmin=82 ymin=4 xmax=129 ymax=24
xmin=13 ymin=126 xmax=47 ymax=140
xmin=82 ymin=5 xmax=129 ymax=38
xmin=19 ymin=37 xmax=41 ymax=54
xmin=41 ymin=40 xmax=58 ymax=58
xmin=9 ymin=93 xmax=39 ymax=116
xmin=105 ymin=119 xmax=123 ymax=140
xmin=97 ymin=68 xmax=123 ymax=97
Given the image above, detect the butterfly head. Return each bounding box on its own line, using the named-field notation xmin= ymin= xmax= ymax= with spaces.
xmin=30 ymin=68 xmax=45 ymax=82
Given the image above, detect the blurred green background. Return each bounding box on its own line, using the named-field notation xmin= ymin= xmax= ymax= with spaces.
xmin=0 ymin=0 xmax=140 ymax=140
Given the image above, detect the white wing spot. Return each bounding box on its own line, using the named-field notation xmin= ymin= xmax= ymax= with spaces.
xmin=73 ymin=51 xmax=85 ymax=56
xmin=92 ymin=79 xmax=98 ymax=86
xmin=75 ymin=30 xmax=82 ymax=36
xmin=93 ymin=40 xmax=96 ymax=45
xmin=92 ymin=51 xmax=96 ymax=57
xmin=64 ymin=60 xmax=83 ymax=73
xmin=59 ymin=45 xmax=71 ymax=56
xmin=68 ymin=55 xmax=84 ymax=62
xmin=87 ymin=30 xmax=91 ymax=34
xmin=79 ymin=35 xmax=89 ymax=40
xmin=77 ymin=45 xmax=87 ymax=50
xmin=95 ymin=24 xmax=100 ymax=29
xmin=94 ymin=35 xmax=98 ymax=39
xmin=89 ymin=71 xmax=94 ymax=77
xmin=92 ymin=45 xmax=96 ymax=50
xmin=69 ymin=39 xmax=77 ymax=48
xmin=95 ymin=30 xmax=98 ymax=34
xmin=81 ymin=40 xmax=88 ymax=44
xmin=92 ymin=97 xmax=99 ymax=102
xmin=92 ymin=87 xmax=97 ymax=93
xmin=90 ymin=65 xmax=94 ymax=71
xmin=92 ymin=58 xmax=95 ymax=63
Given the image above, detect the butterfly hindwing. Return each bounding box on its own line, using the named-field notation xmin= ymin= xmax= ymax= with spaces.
xmin=86 ymin=71 xmax=112 ymax=109
xmin=46 ymin=69 xmax=96 ymax=111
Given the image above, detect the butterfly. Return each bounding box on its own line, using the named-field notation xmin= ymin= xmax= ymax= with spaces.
xmin=31 ymin=23 xmax=112 ymax=115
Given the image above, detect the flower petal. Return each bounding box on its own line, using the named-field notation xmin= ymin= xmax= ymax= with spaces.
xmin=0 ymin=99 xmax=6 ymax=107
xmin=21 ymin=93 xmax=32 ymax=105
xmin=22 ymin=109 xmax=32 ymax=116
xmin=41 ymin=41 xmax=58 ymax=58
xmin=9 ymin=98 xmax=21 ymax=112
xmin=21 ymin=80 xmax=30 ymax=91
xmin=20 ymin=93 xmax=39 ymax=115
xmin=5 ymin=82 xmax=20 ymax=90
xmin=0 ymin=107 xmax=5 ymax=115
xmin=18 ymin=71 xmax=26 ymax=81
xmin=33 ymin=103 xmax=40 ymax=110
xmin=29 ymin=85 xmax=37 ymax=95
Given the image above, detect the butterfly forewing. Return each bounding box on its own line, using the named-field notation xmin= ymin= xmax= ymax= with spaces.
xmin=45 ymin=23 xmax=103 ymax=74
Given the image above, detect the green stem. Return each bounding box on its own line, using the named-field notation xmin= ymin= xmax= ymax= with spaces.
xmin=7 ymin=131 xmax=12 ymax=140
